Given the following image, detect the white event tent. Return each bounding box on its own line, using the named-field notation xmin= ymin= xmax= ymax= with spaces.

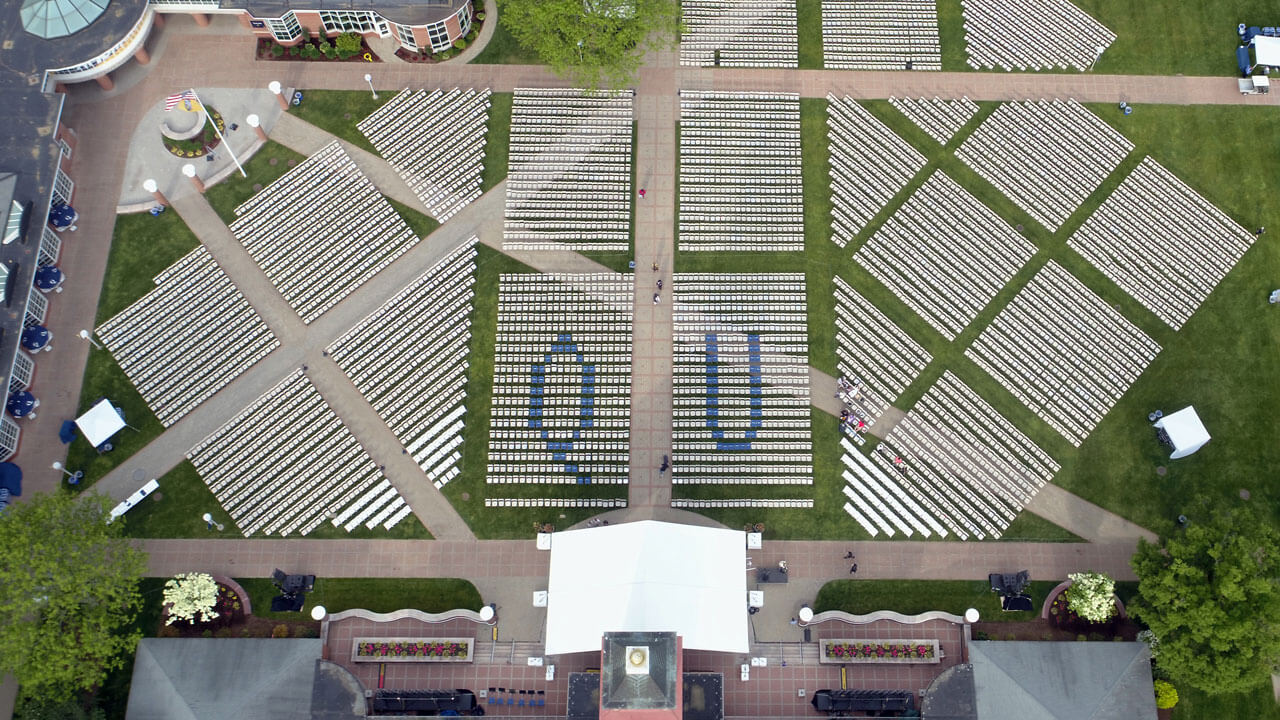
xmin=544 ymin=520 xmax=748 ymax=656
xmin=75 ymin=399 xmax=126 ymax=448
xmin=1253 ymin=36 xmax=1280 ymax=67
xmin=1155 ymin=406 xmax=1210 ymax=459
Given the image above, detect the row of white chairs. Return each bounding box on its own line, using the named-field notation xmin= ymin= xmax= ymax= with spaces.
xmin=831 ymin=275 xmax=931 ymax=423
xmin=679 ymin=0 xmax=798 ymax=67
xmin=229 ymin=141 xmax=419 ymax=323
xmin=826 ymin=94 xmax=926 ymax=247
xmin=888 ymin=96 xmax=979 ymax=145
xmin=956 ymin=99 xmax=1131 ymax=231
xmin=327 ymin=238 xmax=479 ymax=488
xmin=359 ymin=88 xmax=491 ymax=222
xmin=97 ymin=246 xmax=278 ymax=427
xmin=871 ymin=371 xmax=1060 ymax=540
xmin=485 ymin=498 xmax=628 ymax=508
xmin=965 ymin=260 xmax=1161 ymax=446
xmin=1068 ymin=156 xmax=1257 ymax=330
xmin=853 ymin=170 xmax=1036 ymax=339
xmin=188 ymin=371 xmax=410 ymax=536
xmin=821 ymin=0 xmax=940 ymax=71
xmin=673 ymin=498 xmax=813 ymax=508
xmin=841 ymin=438 xmax=948 ymax=537
xmin=960 ymin=0 xmax=1115 ymax=72
xmin=504 ymin=89 xmax=633 ymax=252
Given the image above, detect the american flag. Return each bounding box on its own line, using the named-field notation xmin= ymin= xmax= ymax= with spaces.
xmin=163 ymin=90 xmax=195 ymax=112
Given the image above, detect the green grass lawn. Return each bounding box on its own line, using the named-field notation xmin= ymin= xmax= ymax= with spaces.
xmin=470 ymin=6 xmax=541 ymax=65
xmin=814 ymin=579 xmax=1059 ymax=622
xmin=440 ymin=246 xmax=629 ymax=538
xmin=482 ymin=92 xmax=513 ymax=193
xmin=288 ymin=89 xmax=392 ymax=155
xmin=387 ymin=197 xmax=440 ymax=239
xmin=204 ymin=142 xmax=307 ymax=225
xmin=1173 ymin=683 xmax=1280 ymax=720
xmin=234 ymin=577 xmax=482 ymax=621
xmin=797 ymin=0 xmax=823 ymax=69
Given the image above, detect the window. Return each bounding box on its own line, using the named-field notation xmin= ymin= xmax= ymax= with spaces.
xmin=4 ymin=201 xmax=22 ymax=245
xmin=395 ymin=23 xmax=418 ymax=52
xmin=51 ymin=168 xmax=73 ymax=207
xmin=457 ymin=5 xmax=472 ymax=36
xmin=319 ymin=10 xmax=377 ymax=34
xmin=145 ymin=0 xmax=219 ymax=5
xmin=57 ymin=137 xmax=72 ymax=159
xmin=9 ymin=352 xmax=33 ymax=394
xmin=0 ymin=416 xmax=20 ymax=461
xmin=38 ymin=225 xmax=60 ymax=266
xmin=266 ymin=12 xmax=301 ymax=42
xmin=25 ymin=287 xmax=47 ymax=327
xmin=427 ymin=20 xmax=450 ymax=52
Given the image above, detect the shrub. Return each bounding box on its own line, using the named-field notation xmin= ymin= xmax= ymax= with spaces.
xmin=1154 ymin=680 xmax=1179 ymax=709
xmin=201 ymin=629 xmax=213 ymax=638
xmin=163 ymin=573 xmax=219 ymax=625
xmin=214 ymin=627 xmax=234 ymax=638
xmin=974 ymin=631 xmax=990 ymax=641
xmin=335 ymin=31 xmax=363 ymax=58
xmin=294 ymin=625 xmax=319 ymax=638
xmin=453 ymin=38 xmax=468 ymax=50
xmin=301 ymin=44 xmax=320 ymax=59
xmin=1065 ymin=571 xmax=1117 ymax=623
xmin=475 ymin=11 xmax=486 ymax=21
xmin=272 ymin=624 xmax=290 ymax=638
xmin=466 ymin=29 xmax=477 ymax=41
xmin=1076 ymin=634 xmax=1088 ymax=642
xmin=270 ymin=43 xmax=285 ymax=58
xmin=1137 ymin=629 xmax=1161 ymax=659
xmin=320 ymin=41 xmax=337 ymax=59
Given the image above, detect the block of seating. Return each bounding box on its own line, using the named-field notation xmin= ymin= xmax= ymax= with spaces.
xmin=485 ymin=273 xmax=634 ymax=493
xmin=227 ymin=141 xmax=419 ymax=324
xmin=679 ymin=91 xmax=803 ymax=251
xmin=327 ymin=238 xmax=479 ymax=488
xmin=888 ymin=96 xmax=979 ymax=145
xmin=870 ymin=371 xmax=1060 ymax=540
xmin=679 ymin=0 xmax=798 ymax=67
xmin=955 ymin=99 xmax=1132 ymax=231
xmin=821 ymin=0 xmax=941 ymax=71
xmin=97 ymin=246 xmax=279 ymax=427
xmin=826 ymin=95 xmax=926 ymax=248
xmin=852 ymin=171 xmax=1037 ymax=339
xmin=960 ymin=0 xmax=1115 ymax=71
xmin=831 ymin=275 xmax=931 ymax=423
xmin=358 ymin=88 xmax=492 ymax=222
xmin=670 ymin=498 xmax=814 ymax=508
xmin=965 ymin=260 xmax=1161 ymax=447
xmin=671 ymin=273 xmax=814 ymax=494
xmin=187 ymin=371 xmax=411 ymax=536
xmin=1068 ymin=156 xmax=1257 ymax=330
xmin=502 ymin=89 xmax=634 ymax=252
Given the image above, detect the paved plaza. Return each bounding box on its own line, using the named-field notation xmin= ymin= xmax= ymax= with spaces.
xmin=22 ymin=10 xmax=1271 ymax=672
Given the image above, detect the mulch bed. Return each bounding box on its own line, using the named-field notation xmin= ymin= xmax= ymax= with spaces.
xmin=157 ymin=581 xmax=319 ymax=639
xmin=973 ymin=617 xmax=1141 ymax=642
xmin=255 ymin=37 xmax=380 ymax=63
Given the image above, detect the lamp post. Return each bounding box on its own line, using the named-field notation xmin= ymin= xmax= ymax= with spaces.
xmin=51 ymin=461 xmax=83 ymax=485
xmin=182 ymin=163 xmax=205 ymax=194
xmin=78 ymin=329 xmax=102 ymax=349
xmin=269 ymin=80 xmax=288 ymax=110
xmin=1088 ymin=45 xmax=1105 ymax=71
xmin=363 ymin=73 xmax=378 ymax=100
xmin=246 ymin=113 xmax=267 ymax=142
xmin=142 ymin=178 xmax=168 ymax=207
xmin=201 ymin=512 xmax=225 ymax=531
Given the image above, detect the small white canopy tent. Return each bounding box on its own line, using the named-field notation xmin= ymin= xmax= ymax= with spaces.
xmin=544 ymin=520 xmax=748 ymax=656
xmin=1253 ymin=36 xmax=1280 ymax=66
xmin=75 ymin=399 xmax=126 ymax=448
xmin=1155 ymin=406 xmax=1210 ymax=459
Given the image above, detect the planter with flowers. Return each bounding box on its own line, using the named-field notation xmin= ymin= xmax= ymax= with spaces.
xmin=819 ymin=639 xmax=941 ymax=664
xmin=351 ymin=637 xmax=474 ymax=663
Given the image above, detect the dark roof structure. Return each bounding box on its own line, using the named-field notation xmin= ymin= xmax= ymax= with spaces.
xmin=923 ymin=641 xmax=1158 ymax=720
xmin=220 ymin=0 xmax=469 ymax=28
xmin=1 ymin=0 xmax=148 ymax=80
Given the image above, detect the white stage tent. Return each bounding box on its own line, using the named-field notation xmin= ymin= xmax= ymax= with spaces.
xmin=1155 ymin=406 xmax=1210 ymax=459
xmin=544 ymin=520 xmax=748 ymax=656
xmin=75 ymin=399 xmax=126 ymax=448
xmin=1253 ymin=36 xmax=1280 ymax=67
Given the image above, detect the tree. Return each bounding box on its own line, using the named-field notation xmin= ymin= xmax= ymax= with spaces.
xmin=496 ymin=0 xmax=681 ymax=90
xmin=1065 ymin=571 xmax=1116 ymax=622
xmin=1129 ymin=498 xmax=1280 ymax=695
xmin=0 ymin=492 xmax=147 ymax=699
xmin=163 ymin=572 xmax=219 ymax=625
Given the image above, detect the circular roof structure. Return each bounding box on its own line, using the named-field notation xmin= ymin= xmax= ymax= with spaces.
xmin=20 ymin=0 xmax=109 ymax=40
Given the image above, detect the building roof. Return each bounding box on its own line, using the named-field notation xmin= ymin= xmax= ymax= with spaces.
xmin=125 ymin=638 xmax=325 ymax=720
xmin=221 ymin=0 xmax=469 ymax=28
xmin=966 ymin=641 xmax=1158 ymax=720
xmin=1 ymin=0 xmax=148 ymax=79
xmin=544 ymin=520 xmax=748 ymax=656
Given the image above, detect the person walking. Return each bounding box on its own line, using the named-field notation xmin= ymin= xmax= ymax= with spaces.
xmin=639 ymin=188 xmax=647 ymax=198
xmin=849 ymin=563 xmax=858 ymax=574
xmin=844 ymin=551 xmax=855 ymax=560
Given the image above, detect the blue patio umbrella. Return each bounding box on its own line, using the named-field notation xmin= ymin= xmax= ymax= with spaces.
xmin=21 ymin=325 xmax=50 ymax=352
xmin=0 ymin=462 xmax=20 ymax=496
xmin=7 ymin=391 xmax=36 ymax=418
xmin=47 ymin=204 xmax=76 ymax=228
xmin=34 ymin=265 xmax=63 ymax=291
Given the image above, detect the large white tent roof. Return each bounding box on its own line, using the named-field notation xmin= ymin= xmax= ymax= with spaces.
xmin=1254 ymin=36 xmax=1280 ymax=66
xmin=544 ymin=520 xmax=748 ymax=656
xmin=75 ymin=398 xmax=126 ymax=448
xmin=1155 ymin=406 xmax=1210 ymax=460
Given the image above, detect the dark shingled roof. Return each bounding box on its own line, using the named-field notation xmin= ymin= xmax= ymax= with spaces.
xmin=0 ymin=0 xmax=149 ymax=81
xmin=219 ymin=0 xmax=469 ymax=28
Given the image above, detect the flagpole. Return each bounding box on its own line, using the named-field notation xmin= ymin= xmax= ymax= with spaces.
xmin=189 ymin=87 xmax=246 ymax=178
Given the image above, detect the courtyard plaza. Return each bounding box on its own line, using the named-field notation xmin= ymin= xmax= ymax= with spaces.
xmin=15 ymin=8 xmax=1279 ymax=717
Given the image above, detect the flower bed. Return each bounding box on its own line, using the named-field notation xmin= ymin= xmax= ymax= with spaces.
xmin=162 ymin=108 xmax=224 ymax=158
xmin=351 ymin=637 xmax=474 ymax=663
xmin=819 ymin=639 xmax=940 ymax=664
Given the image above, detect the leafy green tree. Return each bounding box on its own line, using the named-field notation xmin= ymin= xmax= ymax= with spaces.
xmin=1129 ymin=498 xmax=1280 ymax=695
xmin=0 ymin=492 xmax=148 ymax=700
xmin=335 ymin=32 xmax=363 ymax=58
xmin=496 ymin=0 xmax=681 ymax=89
